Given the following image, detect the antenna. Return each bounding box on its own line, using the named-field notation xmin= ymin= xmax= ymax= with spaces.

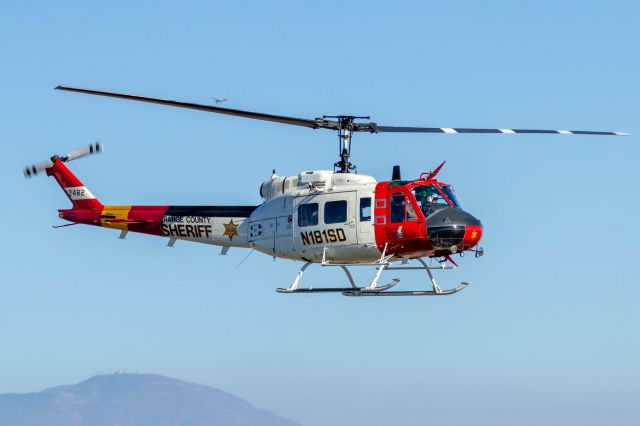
xmin=392 ymin=165 xmax=401 ymax=180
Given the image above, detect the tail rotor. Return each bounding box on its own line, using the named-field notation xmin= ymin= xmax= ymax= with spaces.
xmin=23 ymin=142 xmax=103 ymax=178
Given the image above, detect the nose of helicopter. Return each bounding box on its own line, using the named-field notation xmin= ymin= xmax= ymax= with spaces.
xmin=426 ymin=207 xmax=482 ymax=250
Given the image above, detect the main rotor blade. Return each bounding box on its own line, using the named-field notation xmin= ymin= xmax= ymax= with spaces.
xmin=55 ymin=86 xmax=627 ymax=137
xmin=374 ymin=125 xmax=627 ymax=136
xmin=55 ymin=86 xmax=332 ymax=130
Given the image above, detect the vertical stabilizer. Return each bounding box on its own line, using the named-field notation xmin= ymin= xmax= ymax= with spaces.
xmin=46 ymin=159 xmax=103 ymax=210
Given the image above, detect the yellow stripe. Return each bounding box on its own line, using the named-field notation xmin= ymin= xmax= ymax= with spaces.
xmin=101 ymin=205 xmax=132 ymax=231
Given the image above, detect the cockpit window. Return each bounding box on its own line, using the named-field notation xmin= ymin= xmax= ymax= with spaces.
xmin=412 ymin=184 xmax=458 ymax=217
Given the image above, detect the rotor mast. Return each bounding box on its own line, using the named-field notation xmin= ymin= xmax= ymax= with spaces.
xmin=323 ymin=115 xmax=370 ymax=173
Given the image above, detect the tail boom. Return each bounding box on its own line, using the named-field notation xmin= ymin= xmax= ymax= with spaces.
xmin=43 ymin=157 xmax=255 ymax=247
xmin=104 ymin=205 xmax=255 ymax=247
xmin=59 ymin=204 xmax=256 ymax=247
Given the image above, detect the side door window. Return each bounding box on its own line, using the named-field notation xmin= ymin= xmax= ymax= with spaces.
xmin=390 ymin=193 xmax=405 ymax=223
xmin=359 ymin=197 xmax=372 ymax=222
xmin=390 ymin=192 xmax=418 ymax=223
xmin=357 ymin=193 xmax=374 ymax=241
xmin=298 ymin=203 xmax=318 ymax=227
xmin=324 ymin=200 xmax=347 ymax=224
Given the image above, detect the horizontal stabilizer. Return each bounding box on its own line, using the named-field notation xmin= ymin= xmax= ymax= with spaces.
xmin=101 ymin=219 xmax=153 ymax=225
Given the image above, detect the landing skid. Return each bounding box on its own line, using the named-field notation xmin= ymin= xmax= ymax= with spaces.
xmin=276 ymin=246 xmax=470 ymax=297
xmin=342 ymin=282 xmax=468 ymax=297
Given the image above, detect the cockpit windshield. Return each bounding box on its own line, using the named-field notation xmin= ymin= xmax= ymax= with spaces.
xmin=411 ymin=184 xmax=460 ymax=217
xmin=439 ymin=185 xmax=460 ymax=207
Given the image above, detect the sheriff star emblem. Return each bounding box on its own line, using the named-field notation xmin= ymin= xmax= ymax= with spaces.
xmin=471 ymin=230 xmax=478 ymax=240
xmin=223 ymin=219 xmax=239 ymax=241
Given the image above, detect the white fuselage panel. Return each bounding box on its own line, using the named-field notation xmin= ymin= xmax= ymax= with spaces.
xmin=248 ymin=174 xmax=380 ymax=263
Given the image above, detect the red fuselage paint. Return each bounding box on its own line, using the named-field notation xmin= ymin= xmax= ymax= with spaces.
xmin=373 ymin=179 xmax=482 ymax=258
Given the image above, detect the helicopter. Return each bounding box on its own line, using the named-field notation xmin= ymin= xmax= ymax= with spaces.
xmin=23 ymin=85 xmax=627 ymax=297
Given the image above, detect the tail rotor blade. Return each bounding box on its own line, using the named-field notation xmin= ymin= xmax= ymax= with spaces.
xmin=66 ymin=142 xmax=103 ymax=162
xmin=23 ymin=160 xmax=53 ymax=178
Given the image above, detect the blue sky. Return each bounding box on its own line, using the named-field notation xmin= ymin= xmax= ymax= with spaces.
xmin=1 ymin=1 xmax=638 ymax=425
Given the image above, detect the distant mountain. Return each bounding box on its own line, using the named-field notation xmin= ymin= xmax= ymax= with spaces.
xmin=0 ymin=373 xmax=301 ymax=426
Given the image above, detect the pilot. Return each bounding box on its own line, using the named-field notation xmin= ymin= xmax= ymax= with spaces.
xmin=413 ymin=188 xmax=427 ymax=205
